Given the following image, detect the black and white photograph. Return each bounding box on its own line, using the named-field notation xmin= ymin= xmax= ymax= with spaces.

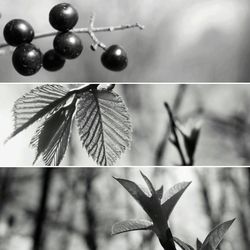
xmin=0 ymin=1 xmax=250 ymax=250
xmin=0 ymin=167 xmax=246 ymax=250
xmin=1 ymin=83 xmax=250 ymax=166
xmin=0 ymin=0 xmax=249 ymax=82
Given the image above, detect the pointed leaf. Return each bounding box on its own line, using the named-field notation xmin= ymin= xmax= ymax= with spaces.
xmin=114 ymin=176 xmax=164 ymax=232
xmin=6 ymin=84 xmax=69 ymax=142
xmin=162 ymin=182 xmax=191 ymax=220
xmin=196 ymin=239 xmax=202 ymax=249
xmin=174 ymin=237 xmax=194 ymax=250
xmin=31 ymin=100 xmax=76 ymax=166
xmin=201 ymin=219 xmax=235 ymax=249
xmin=156 ymin=185 xmax=164 ymax=200
xmin=138 ymin=184 xmax=151 ymax=197
xmin=140 ymin=171 xmax=156 ymax=196
xmin=112 ymin=219 xmax=153 ymax=235
xmin=114 ymin=177 xmax=150 ymax=208
xmin=75 ymin=89 xmax=132 ymax=166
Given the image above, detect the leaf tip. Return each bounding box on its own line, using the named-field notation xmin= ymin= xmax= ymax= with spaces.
xmin=227 ymin=218 xmax=236 ymax=226
xmin=111 ymin=225 xmax=117 ymax=236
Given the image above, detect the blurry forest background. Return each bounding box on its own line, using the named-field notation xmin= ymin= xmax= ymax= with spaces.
xmin=0 ymin=167 xmax=247 ymax=250
xmin=1 ymin=84 xmax=250 ymax=166
xmin=0 ymin=0 xmax=250 ymax=82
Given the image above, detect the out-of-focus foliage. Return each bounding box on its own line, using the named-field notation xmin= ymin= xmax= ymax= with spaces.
xmin=0 ymin=168 xmax=245 ymax=250
xmin=0 ymin=0 xmax=249 ymax=81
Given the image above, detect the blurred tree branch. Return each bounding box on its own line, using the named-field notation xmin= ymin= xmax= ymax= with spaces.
xmin=155 ymin=85 xmax=187 ymax=165
xmin=32 ymin=168 xmax=53 ymax=250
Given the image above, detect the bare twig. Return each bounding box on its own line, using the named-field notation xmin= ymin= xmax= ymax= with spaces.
xmin=164 ymin=102 xmax=187 ymax=166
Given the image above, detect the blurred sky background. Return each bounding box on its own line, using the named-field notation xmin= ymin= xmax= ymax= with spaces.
xmin=0 ymin=167 xmax=245 ymax=250
xmin=1 ymin=83 xmax=250 ymax=166
xmin=0 ymin=0 xmax=250 ymax=81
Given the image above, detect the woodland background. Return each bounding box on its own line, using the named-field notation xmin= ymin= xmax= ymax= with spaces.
xmin=1 ymin=84 xmax=250 ymax=166
xmin=0 ymin=0 xmax=249 ymax=81
xmin=0 ymin=167 xmax=247 ymax=250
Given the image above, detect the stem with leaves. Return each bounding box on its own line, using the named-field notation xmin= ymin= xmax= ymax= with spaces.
xmin=155 ymin=85 xmax=187 ymax=165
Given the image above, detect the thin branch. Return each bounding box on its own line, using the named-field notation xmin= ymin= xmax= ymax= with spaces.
xmin=196 ymin=170 xmax=218 ymax=229
xmin=155 ymin=85 xmax=187 ymax=165
xmin=32 ymin=168 xmax=53 ymax=250
xmin=83 ymin=169 xmax=98 ymax=250
xmin=164 ymin=102 xmax=187 ymax=166
xmin=0 ymin=14 xmax=144 ymax=53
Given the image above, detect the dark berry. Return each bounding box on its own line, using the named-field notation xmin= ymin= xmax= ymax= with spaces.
xmin=101 ymin=45 xmax=128 ymax=71
xmin=12 ymin=43 xmax=42 ymax=76
xmin=3 ymin=19 xmax=34 ymax=46
xmin=43 ymin=49 xmax=66 ymax=71
xmin=49 ymin=3 xmax=78 ymax=31
xmin=53 ymin=32 xmax=83 ymax=59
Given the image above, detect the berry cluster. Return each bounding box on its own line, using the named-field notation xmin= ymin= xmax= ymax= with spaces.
xmin=3 ymin=3 xmax=129 ymax=76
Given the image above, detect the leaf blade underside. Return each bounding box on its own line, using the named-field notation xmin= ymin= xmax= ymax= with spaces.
xmin=112 ymin=219 xmax=153 ymax=235
xmin=6 ymin=84 xmax=69 ymax=142
xmin=31 ymin=100 xmax=76 ymax=166
xmin=76 ymin=89 xmax=132 ymax=166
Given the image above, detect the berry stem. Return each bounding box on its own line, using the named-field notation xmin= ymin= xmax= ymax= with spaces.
xmin=88 ymin=13 xmax=106 ymax=51
xmin=0 ymin=14 xmax=144 ymax=53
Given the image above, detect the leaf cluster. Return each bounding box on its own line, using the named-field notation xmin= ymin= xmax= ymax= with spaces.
xmin=6 ymin=84 xmax=132 ymax=166
xmin=112 ymin=171 xmax=234 ymax=250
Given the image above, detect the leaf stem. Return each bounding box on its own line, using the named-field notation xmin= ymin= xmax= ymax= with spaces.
xmin=0 ymin=14 xmax=144 ymax=53
xmin=159 ymin=228 xmax=177 ymax=250
xmin=164 ymin=102 xmax=187 ymax=166
xmin=70 ymin=84 xmax=99 ymax=96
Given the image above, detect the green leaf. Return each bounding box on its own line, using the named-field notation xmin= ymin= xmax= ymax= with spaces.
xmin=75 ymin=89 xmax=132 ymax=166
xmin=196 ymin=239 xmax=202 ymax=249
xmin=6 ymin=84 xmax=69 ymax=142
xmin=112 ymin=219 xmax=153 ymax=235
xmin=140 ymin=171 xmax=156 ymax=196
xmin=174 ymin=237 xmax=194 ymax=250
xmin=162 ymin=182 xmax=191 ymax=220
xmin=30 ymin=99 xmax=76 ymax=166
xmin=201 ymin=219 xmax=235 ymax=250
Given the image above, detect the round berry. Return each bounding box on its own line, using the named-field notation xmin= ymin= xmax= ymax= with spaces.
xmin=12 ymin=43 xmax=42 ymax=76
xmin=43 ymin=49 xmax=66 ymax=71
xmin=49 ymin=3 xmax=78 ymax=31
xmin=53 ymin=32 xmax=83 ymax=59
xmin=3 ymin=19 xmax=34 ymax=46
xmin=101 ymin=45 xmax=128 ymax=71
